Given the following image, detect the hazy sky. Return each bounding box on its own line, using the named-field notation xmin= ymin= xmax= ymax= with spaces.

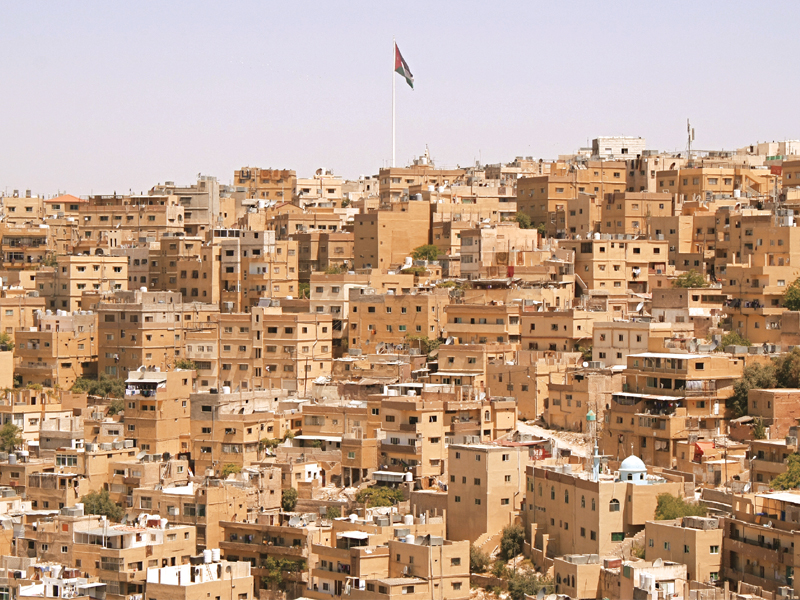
xmin=1 ymin=1 xmax=799 ymax=196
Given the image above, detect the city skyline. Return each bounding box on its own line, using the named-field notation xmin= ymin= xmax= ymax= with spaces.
xmin=1 ymin=1 xmax=799 ymax=195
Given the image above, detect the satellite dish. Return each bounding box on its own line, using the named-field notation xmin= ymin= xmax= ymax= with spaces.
xmin=582 ymin=362 xmax=589 ymax=368
xmin=635 ymin=302 xmax=644 ymax=312
xmin=653 ymin=558 xmax=663 ymax=567
xmin=536 ymin=589 xmax=546 ymax=600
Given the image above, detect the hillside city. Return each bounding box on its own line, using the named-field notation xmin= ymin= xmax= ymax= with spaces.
xmin=1 ymin=136 xmax=800 ymax=600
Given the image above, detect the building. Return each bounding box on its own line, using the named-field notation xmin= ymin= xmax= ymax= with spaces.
xmin=145 ymin=559 xmax=253 ymax=600
xmin=644 ymin=516 xmax=722 ymax=583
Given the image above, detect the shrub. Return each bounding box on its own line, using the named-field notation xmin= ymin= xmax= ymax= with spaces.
xmin=654 ymin=493 xmax=707 ymax=520
xmin=222 ymin=463 xmax=241 ymax=477
xmin=355 ymin=486 xmax=404 ymax=507
xmin=470 ymin=545 xmax=490 ymax=573
xmin=508 ymin=571 xmax=553 ymax=600
xmin=672 ymin=270 xmax=708 ymax=288
xmin=81 ymin=489 xmax=125 ymax=522
xmin=411 ymin=244 xmax=439 ymax=262
xmin=282 ymin=488 xmax=298 ymax=512
xmin=500 ymin=523 xmax=525 ymax=561
xmin=0 ymin=423 xmax=21 ymax=453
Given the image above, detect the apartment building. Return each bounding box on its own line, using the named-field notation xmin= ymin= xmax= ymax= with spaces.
xmin=377 ymin=161 xmax=466 ymax=204
xmin=150 ymin=175 xmax=222 ymax=236
xmin=748 ymin=389 xmax=800 ymax=439
xmin=147 ymin=234 xmax=220 ymax=302
xmin=718 ymin=209 xmax=800 ymax=343
xmin=446 ymin=443 xmax=532 ymax=543
xmin=309 ymin=272 xmax=369 ymax=356
xmin=368 ymin=393 xmax=446 ymax=480
xmin=349 ymin=288 xmax=449 ymax=352
xmin=96 ymin=289 xmax=219 ymax=377
xmin=599 ymin=191 xmax=674 ymax=236
xmin=655 ymin=166 xmax=775 ymax=200
xmin=15 ymin=311 xmax=98 ymax=388
xmin=235 ymin=167 xmax=296 ymax=200
xmin=592 ymin=321 xmax=694 ymax=368
xmin=145 ymin=559 xmax=253 ymax=600
xmin=545 ymin=368 xmax=621 ymax=431
xmin=123 ymin=368 xmax=193 ymax=458
xmin=522 ymin=458 xmax=684 ymax=563
xmin=0 ymin=223 xmax=53 ymax=269
xmin=723 ymin=492 xmax=799 ymax=594
xmin=219 ymin=515 xmax=328 ymax=595
xmin=517 ymin=161 xmax=627 ymax=229
xmin=0 ymin=387 xmax=74 ymax=445
xmin=35 ymin=255 xmax=127 ymax=311
xmin=650 ymin=287 xmax=726 ymax=337
xmin=353 ymin=200 xmax=431 ymax=269
xmin=19 ymin=510 xmax=197 ymax=600
xmin=750 ymin=438 xmax=796 ymax=490
xmin=521 ymin=308 xmax=606 ymax=353
xmin=43 ymin=193 xmax=86 ymax=219
xmin=601 ymin=352 xmax=741 ymax=467
xmin=77 ymin=194 xmax=185 ymax=250
xmin=560 ymin=236 xmax=670 ymax=295
xmin=644 ymin=517 xmax=722 ymax=583
xmin=458 ymin=223 xmax=538 ymax=280
xmin=444 ymin=302 xmax=519 ymax=345
xmin=294 ymin=231 xmax=355 ymax=279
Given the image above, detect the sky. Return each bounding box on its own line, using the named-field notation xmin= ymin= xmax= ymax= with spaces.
xmin=1 ymin=1 xmax=799 ymax=196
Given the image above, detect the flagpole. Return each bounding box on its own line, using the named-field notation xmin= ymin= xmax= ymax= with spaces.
xmin=392 ymin=36 xmax=396 ymax=168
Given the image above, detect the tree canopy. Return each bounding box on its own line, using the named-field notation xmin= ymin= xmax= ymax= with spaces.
xmin=729 ymin=361 xmax=777 ymax=417
xmin=411 ymin=244 xmax=439 ymax=262
xmin=672 ymin=270 xmax=709 ymax=288
xmin=772 ymin=454 xmax=800 ymax=490
xmin=719 ymin=331 xmax=751 ymax=348
xmin=514 ymin=212 xmax=534 ymax=229
xmin=282 ymin=488 xmax=298 ymax=512
xmin=72 ymin=375 xmax=126 ymax=398
xmin=654 ymin=493 xmax=707 ymax=520
xmin=81 ymin=489 xmax=125 ymax=522
xmin=0 ymin=423 xmax=21 ymax=453
xmin=355 ymin=486 xmax=404 ymax=507
xmin=784 ymin=276 xmax=800 ymax=311
xmin=499 ymin=524 xmax=525 ymax=561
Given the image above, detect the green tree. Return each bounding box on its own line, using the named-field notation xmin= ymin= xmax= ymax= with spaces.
xmin=499 ymin=523 xmax=525 ymax=561
xmin=772 ymin=454 xmax=800 ymax=490
xmin=752 ymin=416 xmax=767 ymax=440
xmin=42 ymin=253 xmax=59 ymax=268
xmin=108 ymin=398 xmax=124 ymax=416
xmin=72 ymin=375 xmax=126 ymax=399
xmin=0 ymin=423 xmax=21 ymax=453
xmin=672 ymin=270 xmax=709 ymax=288
xmin=514 ymin=212 xmax=533 ymax=229
xmin=324 ymin=264 xmax=345 ymax=275
xmin=411 ymin=244 xmax=439 ymax=262
xmin=298 ymin=283 xmax=310 ymax=299
xmin=728 ymin=362 xmax=777 ymax=417
xmin=401 ymin=266 xmax=427 ymax=275
xmin=775 ymin=347 xmax=800 ymax=388
xmin=784 ymin=276 xmax=800 ymax=310
xmin=222 ymin=463 xmax=241 ymax=477
xmin=355 ymin=486 xmax=404 ymax=507
xmin=405 ymin=334 xmax=441 ymax=356
xmin=492 ymin=560 xmax=509 ymax=578
xmin=325 ymin=506 xmax=342 ymax=520
xmin=469 ymin=545 xmax=490 ymax=573
xmin=719 ymin=331 xmax=751 ymax=348
xmin=0 ymin=333 xmax=14 ymax=352
xmin=654 ymin=493 xmax=707 ymax=520
xmin=508 ymin=571 xmax=553 ymax=600
xmin=260 ymin=557 xmax=306 ymax=590
xmin=81 ymin=489 xmax=125 ymax=522
xmin=174 ymin=358 xmax=197 ymax=370
xmin=282 ymin=488 xmax=298 ymax=512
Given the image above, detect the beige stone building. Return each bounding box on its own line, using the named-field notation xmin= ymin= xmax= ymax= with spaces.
xmin=353 ymin=200 xmax=431 ymax=269
xmin=644 ymin=517 xmax=722 ymax=583
xmin=145 ymin=559 xmax=253 ymax=600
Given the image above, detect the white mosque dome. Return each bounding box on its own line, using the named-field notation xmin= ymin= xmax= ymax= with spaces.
xmin=619 ymin=455 xmax=647 ymax=472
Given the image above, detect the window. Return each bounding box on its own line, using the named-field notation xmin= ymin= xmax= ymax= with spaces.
xmin=609 ymin=499 xmax=620 ymax=512
xmin=611 ymin=532 xmax=624 ymax=542
xmin=664 ymin=542 xmax=671 ymax=550
xmin=474 ymin=499 xmax=481 ymax=505
xmin=710 ymin=545 xmax=719 ymax=554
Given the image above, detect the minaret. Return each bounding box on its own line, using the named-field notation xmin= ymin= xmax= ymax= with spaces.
xmin=587 ymin=409 xmax=600 ymax=482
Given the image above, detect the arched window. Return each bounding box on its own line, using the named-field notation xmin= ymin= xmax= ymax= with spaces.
xmin=550 ymin=486 xmax=555 ymax=500
xmin=565 ymin=490 xmax=569 ymax=503
xmin=591 ymin=498 xmax=596 ymax=511
xmin=484 ymin=411 xmax=490 ymax=421
xmin=581 ymin=495 xmax=585 ymax=508
xmin=609 ymin=499 xmax=621 ymax=512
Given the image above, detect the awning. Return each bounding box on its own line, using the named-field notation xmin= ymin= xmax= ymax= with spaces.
xmin=338 ymin=531 xmax=369 ymax=540
xmin=294 ymin=435 xmax=342 ymax=443
xmin=372 ymin=471 xmax=407 ymax=482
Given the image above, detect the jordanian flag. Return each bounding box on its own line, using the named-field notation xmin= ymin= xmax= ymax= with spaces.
xmin=395 ymin=43 xmax=414 ymax=89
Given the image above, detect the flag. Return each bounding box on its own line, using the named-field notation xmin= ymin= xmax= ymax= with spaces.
xmin=394 ymin=43 xmax=414 ymax=89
